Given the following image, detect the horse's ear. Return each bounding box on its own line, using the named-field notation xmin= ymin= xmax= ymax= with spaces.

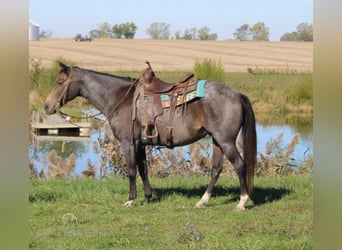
xmin=58 ymin=61 xmax=71 ymax=76
xmin=58 ymin=61 xmax=68 ymax=70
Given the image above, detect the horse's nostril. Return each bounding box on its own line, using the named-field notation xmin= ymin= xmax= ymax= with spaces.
xmin=44 ymin=103 xmax=48 ymax=111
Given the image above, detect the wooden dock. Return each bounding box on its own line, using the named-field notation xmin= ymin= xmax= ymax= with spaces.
xmin=31 ymin=133 xmax=90 ymax=142
xmin=31 ymin=111 xmax=92 ymax=136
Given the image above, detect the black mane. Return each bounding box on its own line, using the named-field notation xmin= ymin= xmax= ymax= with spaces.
xmin=73 ymin=66 xmax=138 ymax=82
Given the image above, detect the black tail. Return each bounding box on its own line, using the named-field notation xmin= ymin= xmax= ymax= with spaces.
xmin=240 ymin=94 xmax=257 ymax=195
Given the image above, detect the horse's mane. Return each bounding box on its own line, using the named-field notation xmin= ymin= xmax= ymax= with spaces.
xmin=73 ymin=66 xmax=138 ymax=82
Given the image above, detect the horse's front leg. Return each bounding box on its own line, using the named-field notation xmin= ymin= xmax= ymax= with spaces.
xmin=123 ymin=144 xmax=137 ymax=208
xmin=136 ymin=146 xmax=152 ymax=202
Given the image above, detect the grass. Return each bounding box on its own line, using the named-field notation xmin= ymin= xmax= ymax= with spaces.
xmin=29 ymin=176 xmax=313 ymax=249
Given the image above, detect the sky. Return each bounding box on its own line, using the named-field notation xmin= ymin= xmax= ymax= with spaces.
xmin=29 ymin=0 xmax=313 ymax=41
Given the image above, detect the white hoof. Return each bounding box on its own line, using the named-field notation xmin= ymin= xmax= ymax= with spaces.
xmin=123 ymin=200 xmax=134 ymax=208
xmin=235 ymin=194 xmax=249 ymax=212
xmin=234 ymin=206 xmax=246 ymax=212
xmin=195 ymin=201 xmax=205 ymax=208
xmin=195 ymin=191 xmax=211 ymax=208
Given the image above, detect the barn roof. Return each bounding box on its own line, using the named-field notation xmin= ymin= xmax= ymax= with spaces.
xmin=29 ymin=19 xmax=40 ymax=27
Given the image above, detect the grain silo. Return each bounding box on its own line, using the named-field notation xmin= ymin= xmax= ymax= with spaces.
xmin=29 ymin=20 xmax=40 ymax=40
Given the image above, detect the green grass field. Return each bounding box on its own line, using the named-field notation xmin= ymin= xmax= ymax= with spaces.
xmin=29 ymin=176 xmax=313 ymax=249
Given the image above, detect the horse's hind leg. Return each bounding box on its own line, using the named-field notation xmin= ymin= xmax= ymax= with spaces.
xmin=220 ymin=140 xmax=249 ymax=211
xmin=196 ymin=140 xmax=223 ymax=208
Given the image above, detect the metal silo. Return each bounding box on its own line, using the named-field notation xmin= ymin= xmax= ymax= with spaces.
xmin=29 ymin=20 xmax=40 ymax=40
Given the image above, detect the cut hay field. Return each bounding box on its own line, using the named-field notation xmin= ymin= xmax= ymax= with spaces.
xmin=29 ymin=38 xmax=312 ymax=72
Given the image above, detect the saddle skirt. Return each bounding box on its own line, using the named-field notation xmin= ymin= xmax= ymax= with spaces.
xmin=160 ymin=79 xmax=207 ymax=108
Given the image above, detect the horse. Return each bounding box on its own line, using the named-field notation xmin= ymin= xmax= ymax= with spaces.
xmin=44 ymin=62 xmax=257 ymax=211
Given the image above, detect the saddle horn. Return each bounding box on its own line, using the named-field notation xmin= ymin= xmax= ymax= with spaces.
xmin=145 ymin=61 xmax=152 ymax=69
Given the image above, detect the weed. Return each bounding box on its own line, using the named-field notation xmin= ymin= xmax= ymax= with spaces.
xmin=174 ymin=222 xmax=202 ymax=245
xmin=29 ymin=58 xmax=43 ymax=90
xmin=193 ymin=58 xmax=225 ymax=82
xmin=30 ymin=149 xmax=77 ymax=179
xmin=287 ymin=76 xmax=313 ymax=105
xmin=257 ymin=133 xmax=309 ymax=177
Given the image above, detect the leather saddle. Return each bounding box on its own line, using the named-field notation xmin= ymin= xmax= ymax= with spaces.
xmin=134 ymin=61 xmax=198 ymax=146
xmin=143 ymin=71 xmax=194 ymax=94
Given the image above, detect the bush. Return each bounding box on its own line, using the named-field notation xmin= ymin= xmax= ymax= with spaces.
xmin=29 ymin=58 xmax=43 ymax=90
xmin=193 ymin=58 xmax=225 ymax=82
xmin=288 ymin=76 xmax=313 ymax=105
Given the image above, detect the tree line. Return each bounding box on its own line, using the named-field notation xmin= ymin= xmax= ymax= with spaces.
xmin=42 ymin=21 xmax=312 ymax=41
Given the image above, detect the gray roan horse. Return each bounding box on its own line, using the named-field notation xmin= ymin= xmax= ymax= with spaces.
xmin=44 ymin=62 xmax=257 ymax=211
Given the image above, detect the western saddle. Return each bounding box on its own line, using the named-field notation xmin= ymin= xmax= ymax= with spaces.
xmin=133 ymin=61 xmax=198 ymax=147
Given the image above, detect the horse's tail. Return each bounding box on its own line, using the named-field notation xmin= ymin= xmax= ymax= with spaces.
xmin=240 ymin=94 xmax=257 ymax=196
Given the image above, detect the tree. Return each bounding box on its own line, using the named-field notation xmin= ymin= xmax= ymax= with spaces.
xmin=88 ymin=29 xmax=101 ymax=38
xmin=210 ymin=33 xmax=218 ymax=40
xmin=146 ymin=22 xmax=171 ymax=39
xmin=112 ymin=24 xmax=123 ymax=38
xmin=280 ymin=32 xmax=299 ymax=41
xmin=197 ymin=26 xmax=217 ymax=40
xmin=122 ymin=22 xmax=137 ymax=39
xmin=112 ymin=22 xmax=138 ymax=39
xmin=296 ymin=22 xmax=313 ymax=41
xmin=197 ymin=26 xmax=211 ymax=40
xmin=280 ymin=22 xmax=313 ymax=41
xmin=97 ymin=22 xmax=112 ymax=38
xmin=250 ymin=22 xmax=270 ymax=41
xmin=182 ymin=28 xmax=197 ymax=40
xmin=233 ymin=24 xmax=250 ymax=41
xmin=174 ymin=30 xmax=181 ymax=39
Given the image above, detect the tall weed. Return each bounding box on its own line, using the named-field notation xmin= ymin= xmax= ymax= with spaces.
xmin=288 ymin=76 xmax=313 ymax=105
xmin=193 ymin=58 xmax=225 ymax=82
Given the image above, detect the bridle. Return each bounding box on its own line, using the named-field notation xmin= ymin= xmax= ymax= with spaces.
xmin=55 ymin=68 xmax=103 ymax=121
xmin=55 ymin=67 xmax=139 ymax=122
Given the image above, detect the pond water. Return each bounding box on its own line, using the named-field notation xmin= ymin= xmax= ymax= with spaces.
xmin=29 ymin=116 xmax=313 ymax=177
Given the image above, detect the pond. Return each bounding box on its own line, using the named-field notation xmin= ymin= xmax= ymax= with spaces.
xmin=29 ymin=115 xmax=313 ymax=178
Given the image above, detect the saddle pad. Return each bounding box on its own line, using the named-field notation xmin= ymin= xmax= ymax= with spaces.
xmin=160 ymin=79 xmax=207 ymax=108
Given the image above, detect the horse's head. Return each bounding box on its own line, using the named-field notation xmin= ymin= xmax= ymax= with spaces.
xmin=44 ymin=62 xmax=80 ymax=115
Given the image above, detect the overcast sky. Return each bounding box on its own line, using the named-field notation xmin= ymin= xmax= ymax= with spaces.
xmin=29 ymin=0 xmax=313 ymax=41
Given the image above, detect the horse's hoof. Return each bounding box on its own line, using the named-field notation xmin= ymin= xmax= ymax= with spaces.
xmin=234 ymin=206 xmax=246 ymax=212
xmin=123 ymin=200 xmax=134 ymax=208
xmin=195 ymin=201 xmax=205 ymax=208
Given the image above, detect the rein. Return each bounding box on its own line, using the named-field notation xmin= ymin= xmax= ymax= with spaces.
xmin=107 ymin=78 xmax=139 ymax=118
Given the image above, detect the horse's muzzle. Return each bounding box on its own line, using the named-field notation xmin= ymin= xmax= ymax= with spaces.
xmin=44 ymin=103 xmax=56 ymax=115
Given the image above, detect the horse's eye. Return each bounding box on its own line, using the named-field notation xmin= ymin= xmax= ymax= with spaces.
xmin=57 ymin=80 xmax=64 ymax=85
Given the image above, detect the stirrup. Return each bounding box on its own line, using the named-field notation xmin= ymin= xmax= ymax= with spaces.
xmin=142 ymin=125 xmax=158 ymax=141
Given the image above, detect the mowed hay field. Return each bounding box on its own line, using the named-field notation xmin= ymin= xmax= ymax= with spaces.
xmin=29 ymin=38 xmax=312 ymax=72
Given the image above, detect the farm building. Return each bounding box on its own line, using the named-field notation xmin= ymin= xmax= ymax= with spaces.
xmin=29 ymin=19 xmax=40 ymax=40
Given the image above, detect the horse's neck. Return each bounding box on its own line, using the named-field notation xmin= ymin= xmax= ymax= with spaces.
xmin=79 ymin=72 xmax=131 ymax=118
